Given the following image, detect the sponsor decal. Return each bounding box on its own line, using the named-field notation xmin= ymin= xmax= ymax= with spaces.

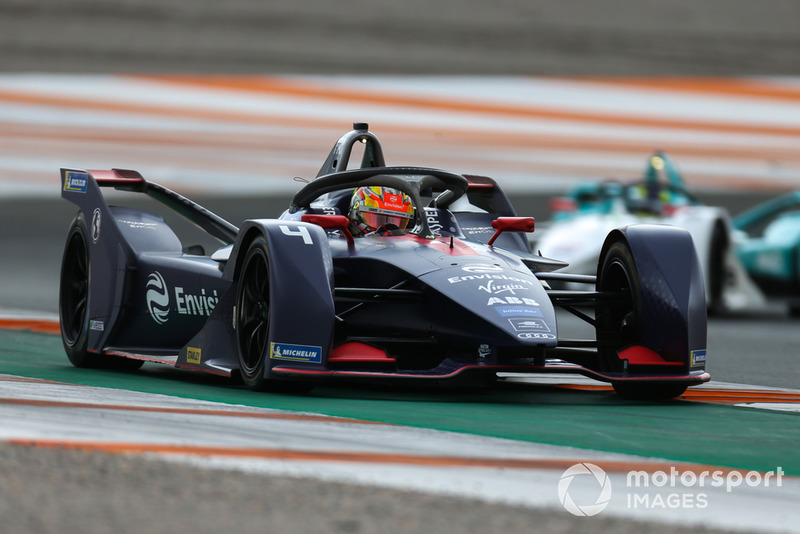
xmin=186 ymin=347 xmax=202 ymax=365
xmin=145 ymin=271 xmax=220 ymax=325
xmin=91 ymin=208 xmax=102 ymax=243
xmin=487 ymin=296 xmax=539 ymax=307
xmin=270 ymin=342 xmax=323 ymax=364
xmin=517 ymin=332 xmax=556 ymax=340
xmin=146 ymin=271 xmax=170 ymax=325
xmin=461 ymin=226 xmax=493 ymax=234
xmin=508 ymin=318 xmax=550 ymax=332
xmin=461 ymin=264 xmax=504 ymax=274
xmin=495 ymin=306 xmax=543 ymax=318
xmin=478 ymin=279 xmax=528 ymax=296
xmin=89 ymin=320 xmax=104 ymax=331
xmin=423 ymin=207 xmax=444 ymax=237
xmin=447 ymin=273 xmax=535 ymax=285
xmin=690 ymin=349 xmax=707 ymax=367
xmin=422 ymin=207 xmax=458 ymax=237
xmin=383 ymin=193 xmax=406 ymax=210
xmin=175 ymin=287 xmax=219 ymax=317
xmin=63 ymin=171 xmax=88 ymax=193
xmin=118 ymin=219 xmax=159 ymax=230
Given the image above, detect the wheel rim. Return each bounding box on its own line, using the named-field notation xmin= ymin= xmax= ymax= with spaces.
xmin=597 ymin=249 xmax=640 ymax=372
xmin=237 ymin=248 xmax=270 ymax=377
xmin=60 ymin=231 xmax=88 ymax=345
xmin=603 ymin=260 xmax=638 ymax=346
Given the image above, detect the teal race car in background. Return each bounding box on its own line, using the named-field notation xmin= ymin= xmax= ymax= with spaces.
xmin=734 ymin=192 xmax=800 ymax=315
xmin=535 ymin=152 xmax=764 ymax=315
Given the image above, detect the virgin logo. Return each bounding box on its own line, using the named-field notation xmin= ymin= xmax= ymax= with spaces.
xmin=146 ymin=271 xmax=170 ymax=324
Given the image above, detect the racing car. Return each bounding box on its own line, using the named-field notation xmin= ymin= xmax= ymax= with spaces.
xmin=533 ymin=152 xmax=762 ymax=314
xmin=58 ymin=123 xmax=709 ymax=399
xmin=733 ymin=191 xmax=800 ymax=315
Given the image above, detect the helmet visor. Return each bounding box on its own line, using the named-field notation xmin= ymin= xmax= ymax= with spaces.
xmin=361 ymin=211 xmax=412 ymax=231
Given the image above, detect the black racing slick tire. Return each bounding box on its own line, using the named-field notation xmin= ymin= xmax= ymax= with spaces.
xmin=235 ymin=236 xmax=312 ymax=393
xmin=706 ymin=222 xmax=728 ymax=316
xmin=596 ymin=239 xmax=687 ymax=400
xmin=596 ymin=240 xmax=642 ymax=374
xmin=60 ymin=212 xmax=97 ymax=367
xmin=59 ymin=212 xmax=144 ymax=370
xmin=236 ymin=236 xmax=273 ymax=391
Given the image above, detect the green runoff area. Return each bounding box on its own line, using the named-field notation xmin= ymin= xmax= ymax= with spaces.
xmin=2 ymin=329 xmax=797 ymax=475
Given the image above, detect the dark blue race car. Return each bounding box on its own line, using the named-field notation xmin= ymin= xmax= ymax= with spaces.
xmin=58 ymin=124 xmax=709 ymax=399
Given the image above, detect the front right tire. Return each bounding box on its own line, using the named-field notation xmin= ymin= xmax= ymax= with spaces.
xmin=235 ymin=236 xmax=272 ymax=391
xmin=235 ymin=236 xmax=313 ymax=394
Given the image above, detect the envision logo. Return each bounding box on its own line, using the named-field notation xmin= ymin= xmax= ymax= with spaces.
xmin=558 ymin=463 xmax=612 ymax=517
xmin=146 ymin=271 xmax=170 ymax=324
xmin=145 ymin=271 xmax=220 ymax=325
xmin=91 ymin=208 xmax=102 ymax=243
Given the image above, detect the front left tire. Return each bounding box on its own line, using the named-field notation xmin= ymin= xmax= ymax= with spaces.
xmin=596 ymin=239 xmax=688 ymax=400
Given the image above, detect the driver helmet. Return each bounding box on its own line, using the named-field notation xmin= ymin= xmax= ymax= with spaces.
xmin=349 ymin=186 xmax=414 ymax=236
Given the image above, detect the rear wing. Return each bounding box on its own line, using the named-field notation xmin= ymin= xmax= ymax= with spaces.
xmin=61 ymin=168 xmax=238 ymax=244
xmin=462 ymin=174 xmax=519 ymax=217
xmin=454 ymin=174 xmax=531 ymax=254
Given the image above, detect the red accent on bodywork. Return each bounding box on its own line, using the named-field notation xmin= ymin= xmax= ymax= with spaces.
xmin=401 ymin=234 xmax=480 ymax=256
xmin=463 ymin=175 xmax=496 ymax=189
xmin=302 ymin=214 xmax=354 ymax=244
xmin=619 ymin=345 xmax=684 ymax=366
xmin=89 ymin=169 xmax=145 ymax=186
xmin=330 ymin=342 xmax=395 ymax=363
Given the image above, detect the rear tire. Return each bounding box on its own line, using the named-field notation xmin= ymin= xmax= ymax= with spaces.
xmin=706 ymin=222 xmax=728 ymax=316
xmin=60 ymin=212 xmax=144 ymax=371
xmin=59 ymin=213 xmax=98 ymax=368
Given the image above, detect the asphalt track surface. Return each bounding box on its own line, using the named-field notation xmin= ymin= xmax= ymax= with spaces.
xmin=3 ymin=2 xmax=800 ymax=533
xmin=2 ymin=327 xmax=800 ymax=534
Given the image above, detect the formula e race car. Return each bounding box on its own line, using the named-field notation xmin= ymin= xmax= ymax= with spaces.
xmin=58 ymin=124 xmax=709 ymax=399
xmin=733 ymin=191 xmax=800 ymax=315
xmin=533 ymin=153 xmax=762 ymax=315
